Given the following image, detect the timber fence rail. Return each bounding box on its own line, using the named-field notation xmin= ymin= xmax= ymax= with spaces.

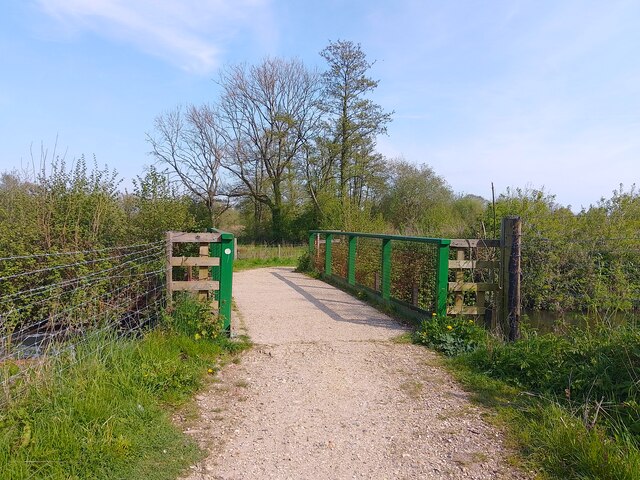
xmin=166 ymin=229 xmax=234 ymax=332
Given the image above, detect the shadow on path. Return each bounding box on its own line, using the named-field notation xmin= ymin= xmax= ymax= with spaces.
xmin=270 ymin=271 xmax=406 ymax=332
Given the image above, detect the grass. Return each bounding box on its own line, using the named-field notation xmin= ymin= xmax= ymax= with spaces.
xmin=0 ymin=297 xmax=249 ymax=480
xmin=447 ymin=357 xmax=640 ymax=479
xmin=234 ymin=256 xmax=299 ymax=271
xmin=236 ymin=244 xmax=305 ymax=261
xmin=411 ymin=317 xmax=640 ymax=479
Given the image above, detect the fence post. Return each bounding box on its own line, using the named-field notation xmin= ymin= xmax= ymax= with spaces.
xmin=500 ymin=217 xmax=521 ymax=341
xmin=218 ymin=232 xmax=234 ymax=333
xmin=435 ymin=240 xmax=451 ymax=317
xmin=381 ymin=239 xmax=392 ymax=301
xmin=347 ymin=235 xmax=357 ymax=285
xmin=165 ymin=231 xmax=173 ymax=309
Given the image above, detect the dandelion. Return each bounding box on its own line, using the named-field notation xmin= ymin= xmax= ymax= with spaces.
xmin=207 ymin=368 xmax=214 ymax=374
xmin=447 ymin=325 xmax=453 ymax=330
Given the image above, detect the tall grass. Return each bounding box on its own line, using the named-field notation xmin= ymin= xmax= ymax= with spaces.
xmin=0 ymin=295 xmax=248 ymax=480
xmin=415 ymin=318 xmax=640 ymax=478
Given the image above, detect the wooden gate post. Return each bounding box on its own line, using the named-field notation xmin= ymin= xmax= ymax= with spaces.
xmin=500 ymin=217 xmax=522 ymax=341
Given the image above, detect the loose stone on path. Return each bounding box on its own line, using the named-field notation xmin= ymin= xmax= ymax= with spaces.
xmin=181 ymin=267 xmax=529 ymax=480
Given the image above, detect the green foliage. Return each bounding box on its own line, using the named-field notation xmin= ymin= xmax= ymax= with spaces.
xmin=296 ymin=252 xmax=313 ymax=272
xmin=432 ymin=322 xmax=640 ymax=478
xmin=168 ymin=294 xmax=222 ymax=340
xmin=0 ymin=328 xmax=247 ymax=480
xmin=415 ymin=314 xmax=487 ymax=356
xmin=489 ymin=185 xmax=640 ymax=312
xmin=448 ymin=359 xmax=640 ymax=479
xmin=378 ymin=160 xmax=454 ymax=235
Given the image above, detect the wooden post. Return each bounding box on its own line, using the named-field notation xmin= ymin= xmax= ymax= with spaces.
xmin=454 ymin=249 xmax=465 ymax=314
xmin=166 ymin=231 xmax=173 ymax=309
xmin=198 ymin=242 xmax=209 ymax=302
xmin=500 ymin=217 xmax=522 ymax=340
xmin=234 ymin=237 xmax=238 ymax=260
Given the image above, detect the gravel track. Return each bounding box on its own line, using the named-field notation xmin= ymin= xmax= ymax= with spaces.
xmin=181 ymin=267 xmax=528 ymax=479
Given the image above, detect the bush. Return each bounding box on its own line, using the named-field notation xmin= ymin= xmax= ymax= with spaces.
xmin=167 ymin=294 xmax=222 ymax=340
xmin=295 ymin=252 xmax=313 ymax=272
xmin=414 ymin=314 xmax=487 ymax=356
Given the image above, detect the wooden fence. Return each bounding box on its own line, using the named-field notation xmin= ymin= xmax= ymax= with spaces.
xmin=165 ymin=230 xmax=235 ymax=333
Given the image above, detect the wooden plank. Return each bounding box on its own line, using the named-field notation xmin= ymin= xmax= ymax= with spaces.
xmin=450 ymin=239 xmax=500 ymax=248
xmin=198 ymin=242 xmax=209 ymax=302
xmin=447 ymin=306 xmax=486 ymax=315
xmin=172 ymin=280 xmax=220 ymax=292
xmin=168 ymin=232 xmax=221 ymax=243
xmin=448 ymin=282 xmax=498 ymax=292
xmin=454 ymin=249 xmax=465 ymax=313
xmin=170 ymin=257 xmax=220 ymax=267
xmin=448 ymin=260 xmax=500 ymax=269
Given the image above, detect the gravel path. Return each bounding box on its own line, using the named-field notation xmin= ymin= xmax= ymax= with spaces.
xmin=181 ymin=267 xmax=528 ymax=480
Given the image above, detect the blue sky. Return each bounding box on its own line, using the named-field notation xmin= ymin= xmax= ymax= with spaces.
xmin=1 ymin=0 xmax=639 ymax=210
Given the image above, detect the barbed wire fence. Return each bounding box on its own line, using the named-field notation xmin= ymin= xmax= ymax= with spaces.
xmin=0 ymin=241 xmax=166 ymax=405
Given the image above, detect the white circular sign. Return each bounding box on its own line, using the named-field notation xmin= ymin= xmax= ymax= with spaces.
xmin=224 ymin=248 xmax=232 ymax=255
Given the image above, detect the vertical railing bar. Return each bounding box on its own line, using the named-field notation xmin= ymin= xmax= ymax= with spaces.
xmin=381 ymin=238 xmax=392 ymax=301
xmin=435 ymin=240 xmax=451 ymax=317
xmin=325 ymin=233 xmax=333 ymax=276
xmin=347 ymin=235 xmax=357 ymax=286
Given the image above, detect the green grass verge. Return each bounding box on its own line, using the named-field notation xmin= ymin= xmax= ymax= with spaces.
xmin=0 ymin=302 xmax=248 ymax=479
xmin=412 ymin=314 xmax=640 ymax=479
xmin=446 ymin=356 xmax=640 ymax=479
xmin=233 ymin=257 xmax=298 ymax=271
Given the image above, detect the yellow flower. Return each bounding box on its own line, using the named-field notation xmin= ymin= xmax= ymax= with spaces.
xmin=194 ymin=333 xmax=202 ymax=340
xmin=207 ymin=368 xmax=214 ymax=374
xmin=432 ymin=312 xmax=437 ymax=317
xmin=446 ymin=325 xmax=453 ymax=330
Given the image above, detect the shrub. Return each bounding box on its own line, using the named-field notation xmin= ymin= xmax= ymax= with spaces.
xmin=167 ymin=294 xmax=222 ymax=340
xmin=414 ymin=314 xmax=487 ymax=356
xmin=295 ymin=252 xmax=313 ymax=272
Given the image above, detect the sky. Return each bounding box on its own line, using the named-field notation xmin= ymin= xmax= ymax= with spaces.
xmin=1 ymin=0 xmax=639 ymax=210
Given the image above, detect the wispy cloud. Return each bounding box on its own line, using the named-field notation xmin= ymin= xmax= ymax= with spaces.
xmin=36 ymin=0 xmax=274 ymax=73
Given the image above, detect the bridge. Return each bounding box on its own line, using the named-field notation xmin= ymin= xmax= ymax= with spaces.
xmin=180 ymin=265 xmax=524 ymax=479
xmin=0 ymin=226 xmax=525 ymax=479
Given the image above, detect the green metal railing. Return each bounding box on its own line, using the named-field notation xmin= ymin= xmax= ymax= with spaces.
xmin=209 ymin=228 xmax=235 ymax=332
xmin=309 ymin=230 xmax=451 ymax=317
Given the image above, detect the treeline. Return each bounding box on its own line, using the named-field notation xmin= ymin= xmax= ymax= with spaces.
xmin=146 ymin=40 xmax=488 ymax=243
xmin=1 ymin=40 xmax=639 ymax=314
xmin=0 ymin=158 xmax=200 ymax=257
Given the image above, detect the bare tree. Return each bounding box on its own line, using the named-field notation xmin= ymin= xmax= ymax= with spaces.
xmin=147 ymin=104 xmax=228 ymax=226
xmin=218 ymin=57 xmax=323 ymax=241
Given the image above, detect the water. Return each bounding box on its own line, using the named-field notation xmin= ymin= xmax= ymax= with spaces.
xmin=523 ymin=309 xmax=636 ymax=334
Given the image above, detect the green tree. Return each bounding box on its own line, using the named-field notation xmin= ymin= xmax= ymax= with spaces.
xmin=379 ymin=160 xmax=454 ymax=235
xmin=319 ymin=40 xmax=392 ymax=214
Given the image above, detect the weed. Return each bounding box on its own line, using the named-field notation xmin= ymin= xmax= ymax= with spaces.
xmin=0 ymin=310 xmax=248 ymax=479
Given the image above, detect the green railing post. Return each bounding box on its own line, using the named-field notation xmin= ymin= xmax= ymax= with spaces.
xmin=347 ymin=235 xmax=357 ymax=285
xmin=308 ymin=232 xmax=315 ymax=256
xmin=381 ymin=239 xmax=392 ymax=300
xmin=218 ymin=232 xmax=234 ymax=332
xmin=435 ymin=240 xmax=450 ymax=317
xmin=325 ymin=233 xmax=333 ymax=276
xmin=210 ymin=229 xmax=234 ymax=334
